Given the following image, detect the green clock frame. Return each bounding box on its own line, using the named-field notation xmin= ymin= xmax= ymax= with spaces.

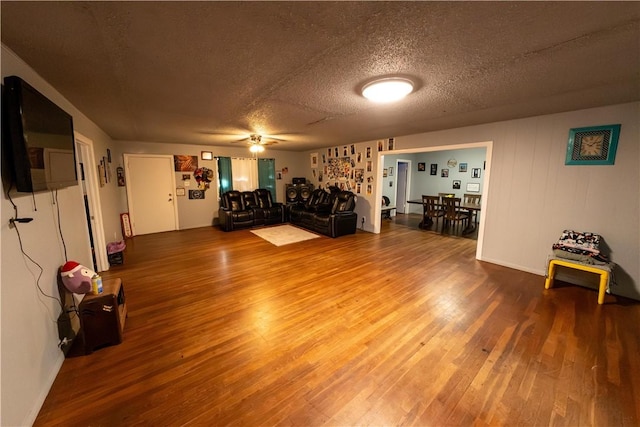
xmin=565 ymin=124 xmax=621 ymax=165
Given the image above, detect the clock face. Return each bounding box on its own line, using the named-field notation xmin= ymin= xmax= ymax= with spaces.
xmin=579 ymin=134 xmax=604 ymax=156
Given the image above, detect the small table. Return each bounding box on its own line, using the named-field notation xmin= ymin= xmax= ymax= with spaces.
xmin=544 ymin=257 xmax=614 ymax=305
xmin=79 ymin=278 xmax=127 ymax=354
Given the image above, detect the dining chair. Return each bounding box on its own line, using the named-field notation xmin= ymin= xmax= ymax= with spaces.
xmin=441 ymin=197 xmax=470 ymax=234
xmin=421 ymin=195 xmax=443 ymax=229
xmin=438 ymin=192 xmax=455 ymax=202
xmin=463 ymin=193 xmax=481 ymax=226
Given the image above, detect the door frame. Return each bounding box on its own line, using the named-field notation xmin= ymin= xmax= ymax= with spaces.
xmin=374 ymin=140 xmax=493 ymax=260
xmin=394 ymin=160 xmax=411 ymax=214
xmin=74 ymin=131 xmax=109 ymax=272
xmin=123 ymin=153 xmax=179 ymax=235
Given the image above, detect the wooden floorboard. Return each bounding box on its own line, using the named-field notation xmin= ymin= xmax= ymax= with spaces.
xmin=34 ymin=217 xmax=640 ymax=426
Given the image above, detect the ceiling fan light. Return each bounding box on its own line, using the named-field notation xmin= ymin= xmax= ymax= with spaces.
xmin=362 ymin=78 xmax=414 ymax=103
xmin=249 ymin=144 xmax=264 ymax=153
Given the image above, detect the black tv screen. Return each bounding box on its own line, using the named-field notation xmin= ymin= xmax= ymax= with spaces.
xmin=2 ymin=75 xmax=77 ymax=193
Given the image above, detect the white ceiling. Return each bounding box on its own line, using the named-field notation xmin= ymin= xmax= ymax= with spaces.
xmin=2 ymin=1 xmax=639 ymax=151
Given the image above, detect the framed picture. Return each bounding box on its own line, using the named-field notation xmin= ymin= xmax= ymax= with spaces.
xmin=453 ymin=180 xmax=461 ymax=189
xmin=472 ymin=168 xmax=481 ymax=178
xmin=383 ymin=168 xmax=388 ymax=177
xmin=418 ymin=162 xmax=426 ymax=171
xmin=189 ymin=189 xmax=205 ymax=199
xmin=466 ymin=183 xmax=480 ymax=193
xmin=441 ymin=169 xmax=449 ymax=178
xmin=430 ymin=163 xmax=437 ymax=175
xmin=310 ymin=152 xmax=318 ymax=168
xmin=566 ymin=124 xmax=621 ymax=165
xmin=174 ymin=155 xmax=198 ymax=172
xmin=459 ymin=163 xmax=467 ymax=172
xmin=388 ymin=167 xmax=394 ymax=176
xmin=201 ymin=151 xmax=213 ymax=160
xmin=176 ymin=188 xmax=186 ymax=196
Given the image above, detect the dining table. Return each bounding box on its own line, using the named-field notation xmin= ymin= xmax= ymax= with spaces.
xmin=407 ymin=199 xmax=481 ymax=234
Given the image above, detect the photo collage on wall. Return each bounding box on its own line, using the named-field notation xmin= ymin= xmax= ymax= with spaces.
xmin=311 ymin=138 xmax=394 ymax=195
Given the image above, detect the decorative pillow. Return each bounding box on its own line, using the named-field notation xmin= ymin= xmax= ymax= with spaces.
xmin=60 ymin=261 xmax=94 ymax=294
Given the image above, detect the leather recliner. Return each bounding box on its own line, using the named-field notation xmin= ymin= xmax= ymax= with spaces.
xmin=289 ymin=188 xmax=328 ymax=226
xmin=290 ymin=189 xmax=358 ymax=237
xmin=219 ymin=190 xmax=255 ymax=231
xmin=312 ymin=191 xmax=358 ymax=237
xmin=219 ymin=189 xmax=285 ymax=231
xmin=254 ymin=188 xmax=285 ymax=225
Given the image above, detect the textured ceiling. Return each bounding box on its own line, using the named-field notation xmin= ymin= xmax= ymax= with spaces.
xmin=2 ymin=1 xmax=639 ymax=151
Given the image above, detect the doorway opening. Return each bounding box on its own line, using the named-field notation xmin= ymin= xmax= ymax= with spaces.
xmin=374 ymin=141 xmax=492 ymax=260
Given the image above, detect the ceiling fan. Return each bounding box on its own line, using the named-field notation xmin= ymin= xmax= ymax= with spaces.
xmin=232 ymin=134 xmax=280 ymax=153
xmin=231 ymin=134 xmax=279 ymax=146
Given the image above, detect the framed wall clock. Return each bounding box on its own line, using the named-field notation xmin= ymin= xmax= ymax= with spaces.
xmin=565 ymin=124 xmax=621 ymax=165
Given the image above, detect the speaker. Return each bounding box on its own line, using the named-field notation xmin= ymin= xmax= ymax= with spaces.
xmin=285 ymin=184 xmax=314 ymax=203
xmin=285 ymin=185 xmax=299 ymax=203
xmin=298 ymin=184 xmax=313 ymax=202
xmin=292 ymin=177 xmax=306 ymax=185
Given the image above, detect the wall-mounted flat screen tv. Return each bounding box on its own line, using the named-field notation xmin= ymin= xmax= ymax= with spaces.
xmin=2 ymin=75 xmax=77 ymax=193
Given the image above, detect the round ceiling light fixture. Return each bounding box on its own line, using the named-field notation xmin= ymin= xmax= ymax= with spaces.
xmin=249 ymin=144 xmax=265 ymax=153
xmin=361 ymin=77 xmax=414 ymax=103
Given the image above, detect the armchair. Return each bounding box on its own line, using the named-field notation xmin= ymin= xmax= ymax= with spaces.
xmin=254 ymin=188 xmax=285 ymax=225
xmin=312 ymin=191 xmax=358 ymax=237
xmin=219 ymin=190 xmax=255 ymax=231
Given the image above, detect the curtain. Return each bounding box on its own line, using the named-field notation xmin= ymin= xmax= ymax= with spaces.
xmin=258 ymin=158 xmax=276 ymax=196
xmin=230 ymin=157 xmax=258 ymax=191
xmin=217 ymin=157 xmax=233 ymax=197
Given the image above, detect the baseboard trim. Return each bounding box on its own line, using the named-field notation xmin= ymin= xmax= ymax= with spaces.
xmin=22 ymin=352 xmax=64 ymax=427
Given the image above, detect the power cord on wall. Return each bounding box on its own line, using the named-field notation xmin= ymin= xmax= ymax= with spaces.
xmin=6 ymin=182 xmax=63 ymax=310
xmin=53 ymin=189 xmax=68 ymax=262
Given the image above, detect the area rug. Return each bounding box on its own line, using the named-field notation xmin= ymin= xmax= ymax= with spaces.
xmin=250 ymin=224 xmax=320 ymax=246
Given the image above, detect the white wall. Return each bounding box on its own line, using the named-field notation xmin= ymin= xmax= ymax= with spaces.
xmin=1 ymin=45 xmax=122 ymax=426
xmin=305 ymin=102 xmax=639 ymax=300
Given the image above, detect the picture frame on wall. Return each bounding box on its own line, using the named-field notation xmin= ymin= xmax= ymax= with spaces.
xmin=430 ymin=164 xmax=437 ymax=175
xmin=201 ymin=151 xmax=213 ymax=160
xmin=466 ymin=183 xmax=480 ymax=193
xmin=441 ymin=169 xmax=449 ymax=178
xmin=472 ymin=168 xmax=481 ymax=178
xmin=453 ymin=180 xmax=461 ymax=189
xmin=418 ymin=162 xmax=426 ymax=171
xmin=459 ymin=163 xmax=467 ymax=172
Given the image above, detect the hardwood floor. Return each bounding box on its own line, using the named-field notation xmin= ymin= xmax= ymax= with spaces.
xmin=35 ymin=220 xmax=640 ymax=426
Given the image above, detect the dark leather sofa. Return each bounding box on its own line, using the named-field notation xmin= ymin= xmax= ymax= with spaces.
xmin=289 ymin=188 xmax=358 ymax=237
xmin=219 ymin=189 xmax=285 ymax=231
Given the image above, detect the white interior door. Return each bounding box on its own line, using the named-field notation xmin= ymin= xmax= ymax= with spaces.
xmin=124 ymin=154 xmax=178 ymax=235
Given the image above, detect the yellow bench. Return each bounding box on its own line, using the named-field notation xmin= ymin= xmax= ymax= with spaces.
xmin=544 ymin=257 xmax=613 ymax=304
